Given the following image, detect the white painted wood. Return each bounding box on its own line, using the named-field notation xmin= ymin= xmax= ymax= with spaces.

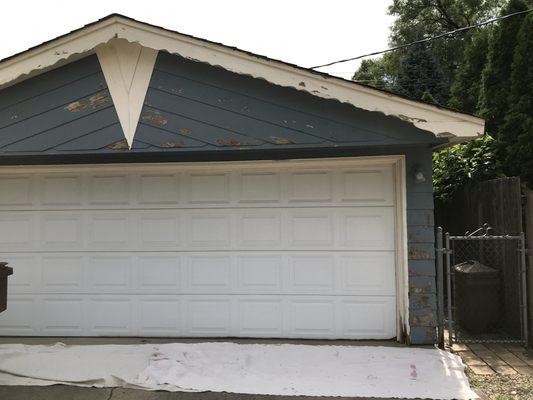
xmin=0 ymin=16 xmax=484 ymax=141
xmin=95 ymin=39 xmax=158 ymax=147
xmin=0 ymin=158 xmax=403 ymax=339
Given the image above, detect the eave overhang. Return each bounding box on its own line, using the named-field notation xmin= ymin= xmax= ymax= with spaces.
xmin=0 ymin=14 xmax=485 ymax=144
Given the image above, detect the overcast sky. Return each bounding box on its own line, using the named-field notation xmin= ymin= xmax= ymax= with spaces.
xmin=0 ymin=0 xmax=395 ymax=80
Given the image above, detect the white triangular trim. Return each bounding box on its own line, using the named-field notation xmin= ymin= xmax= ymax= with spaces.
xmin=95 ymin=39 xmax=158 ymax=148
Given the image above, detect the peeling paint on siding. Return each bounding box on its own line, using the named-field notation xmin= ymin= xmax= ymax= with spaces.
xmin=270 ymin=136 xmax=295 ymax=145
xmin=65 ymin=91 xmax=109 ymax=112
xmin=141 ymin=110 xmax=168 ymax=126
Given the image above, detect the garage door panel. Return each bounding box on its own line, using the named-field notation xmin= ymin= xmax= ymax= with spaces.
xmin=137 ymin=174 xmax=180 ymax=205
xmin=237 ymin=212 xmax=283 ymax=248
xmin=88 ymin=213 xmax=131 ymax=249
xmin=288 ymin=170 xmax=333 ymax=203
xmin=41 ymin=175 xmax=83 ymax=206
xmin=0 ymin=176 xmax=34 ymax=207
xmin=42 ymin=255 xmax=84 ymax=291
xmin=41 ymin=298 xmax=84 ymax=335
xmin=289 ymin=299 xmax=336 ymax=336
xmin=0 ymin=160 xmax=399 ymax=339
xmin=237 ymin=298 xmax=283 ymax=336
xmin=87 ymin=297 xmax=133 ymax=334
xmin=339 ymin=208 xmax=395 ymax=250
xmin=0 ymin=208 xmax=394 ymax=252
xmin=338 ymin=168 xmax=394 ymax=204
xmin=87 ymin=255 xmax=132 ymax=291
xmin=186 ymin=255 xmax=232 ymax=292
xmin=0 ymin=294 xmax=397 ymax=338
xmin=0 ymin=214 xmax=36 ymax=251
xmin=3 ymin=255 xmax=38 ymax=292
xmin=186 ymin=297 xmax=232 ymax=336
xmin=187 ymin=173 xmax=231 ymax=204
xmin=0 ymin=164 xmax=395 ymax=211
xmin=138 ymin=297 xmax=181 ymax=335
xmin=41 ymin=213 xmax=83 ymax=249
xmin=5 ymin=251 xmax=394 ymax=296
xmin=88 ymin=175 xmax=130 ymax=205
xmin=137 ymin=255 xmax=181 ymax=291
xmin=238 ymin=172 xmax=280 ymax=204
xmin=341 ymin=297 xmax=396 ymax=338
xmin=138 ymin=213 xmax=180 ymax=247
xmin=339 ymin=253 xmax=396 ymax=295
xmin=187 ymin=212 xmax=231 ymax=248
xmin=0 ymin=297 xmax=38 ymax=335
xmin=288 ymin=255 xmax=335 ymax=293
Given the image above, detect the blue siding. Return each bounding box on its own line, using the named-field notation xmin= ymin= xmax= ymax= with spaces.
xmin=0 ymin=52 xmax=442 ymax=156
xmin=0 ymin=52 xmax=439 ymax=344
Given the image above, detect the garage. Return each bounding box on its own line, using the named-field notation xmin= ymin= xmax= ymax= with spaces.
xmin=0 ymin=15 xmax=484 ymax=344
xmin=0 ymin=158 xmax=401 ymax=338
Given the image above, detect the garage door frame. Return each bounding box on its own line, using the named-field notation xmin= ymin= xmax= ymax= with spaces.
xmin=0 ymin=155 xmax=409 ymax=341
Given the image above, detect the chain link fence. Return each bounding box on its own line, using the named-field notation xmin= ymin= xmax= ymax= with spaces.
xmin=437 ymin=225 xmax=528 ymax=346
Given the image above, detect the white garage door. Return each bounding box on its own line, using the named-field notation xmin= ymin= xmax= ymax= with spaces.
xmin=0 ymin=158 xmax=399 ymax=338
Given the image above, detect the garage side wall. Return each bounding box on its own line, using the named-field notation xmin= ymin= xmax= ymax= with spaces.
xmin=404 ymin=148 xmax=437 ymax=345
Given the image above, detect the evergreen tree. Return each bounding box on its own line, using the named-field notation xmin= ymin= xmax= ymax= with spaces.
xmin=478 ymin=0 xmax=530 ymax=134
xmin=500 ymin=11 xmax=533 ymax=187
xmin=448 ymin=28 xmax=491 ymax=114
xmin=395 ymin=42 xmax=449 ymax=104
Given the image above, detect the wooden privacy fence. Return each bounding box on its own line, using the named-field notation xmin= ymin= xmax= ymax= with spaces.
xmin=526 ymin=190 xmax=533 ymax=347
xmin=435 ymin=177 xmax=525 ymax=340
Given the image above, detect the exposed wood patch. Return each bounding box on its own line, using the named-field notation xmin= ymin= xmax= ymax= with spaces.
xmin=106 ymin=138 xmax=129 ymax=150
xmin=270 ymin=136 xmax=295 ymax=145
xmin=65 ymin=91 xmax=109 ymax=112
xmin=141 ymin=110 xmax=168 ymax=126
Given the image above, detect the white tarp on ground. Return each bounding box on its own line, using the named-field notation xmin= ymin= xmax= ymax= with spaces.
xmin=0 ymin=342 xmax=478 ymax=399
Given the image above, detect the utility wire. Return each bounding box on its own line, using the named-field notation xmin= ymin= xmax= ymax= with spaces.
xmin=311 ymin=8 xmax=533 ymax=70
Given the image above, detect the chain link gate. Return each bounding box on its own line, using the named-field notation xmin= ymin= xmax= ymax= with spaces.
xmin=436 ymin=224 xmax=528 ymax=346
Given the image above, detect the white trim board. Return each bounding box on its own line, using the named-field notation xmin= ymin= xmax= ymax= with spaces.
xmin=95 ymin=39 xmax=158 ymax=148
xmin=0 ymin=15 xmax=484 ymax=143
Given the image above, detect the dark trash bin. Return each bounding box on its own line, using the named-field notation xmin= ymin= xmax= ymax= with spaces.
xmin=0 ymin=262 xmax=13 ymax=313
xmin=454 ymin=260 xmax=500 ymax=333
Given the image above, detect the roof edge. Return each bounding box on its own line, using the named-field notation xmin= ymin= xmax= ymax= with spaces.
xmin=0 ymin=14 xmax=485 ymax=141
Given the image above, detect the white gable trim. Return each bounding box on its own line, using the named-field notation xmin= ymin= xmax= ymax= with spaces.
xmin=95 ymin=39 xmax=158 ymax=148
xmin=0 ymin=15 xmax=484 ymax=142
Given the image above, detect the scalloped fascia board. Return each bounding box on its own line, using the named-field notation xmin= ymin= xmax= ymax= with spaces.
xmin=0 ymin=15 xmax=484 ymax=141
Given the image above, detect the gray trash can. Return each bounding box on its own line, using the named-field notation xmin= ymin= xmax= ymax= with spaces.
xmin=454 ymin=260 xmax=500 ymax=333
xmin=0 ymin=262 xmax=13 ymax=313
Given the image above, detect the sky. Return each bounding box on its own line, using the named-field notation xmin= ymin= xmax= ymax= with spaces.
xmin=0 ymin=0 xmax=395 ymax=80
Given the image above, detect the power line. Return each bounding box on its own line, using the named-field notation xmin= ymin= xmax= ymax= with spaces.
xmin=311 ymin=8 xmax=533 ymax=70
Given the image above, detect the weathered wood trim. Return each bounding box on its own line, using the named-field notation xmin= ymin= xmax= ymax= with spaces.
xmin=0 ymin=16 xmax=484 ymax=141
xmin=393 ymin=156 xmax=410 ymax=342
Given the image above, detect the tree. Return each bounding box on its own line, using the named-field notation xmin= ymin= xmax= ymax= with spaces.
xmin=478 ymin=0 xmax=530 ymax=134
xmin=395 ymin=42 xmax=449 ymax=104
xmin=351 ymin=53 xmax=400 ymax=91
xmin=388 ymin=0 xmax=504 ymax=79
xmin=352 ymin=0 xmax=504 ymax=92
xmin=448 ymin=27 xmax=491 ymax=114
xmin=433 ymin=135 xmax=501 ymax=201
xmin=499 ymin=11 xmax=533 ymax=187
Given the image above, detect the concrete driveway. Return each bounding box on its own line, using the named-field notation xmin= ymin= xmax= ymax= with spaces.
xmin=0 ymin=386 xmax=402 ymax=400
